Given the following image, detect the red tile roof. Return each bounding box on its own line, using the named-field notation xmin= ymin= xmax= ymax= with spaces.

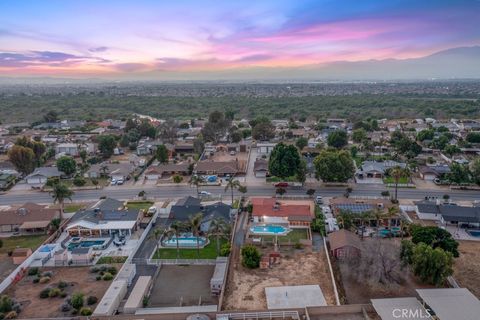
xmin=251 ymin=198 xmax=313 ymax=220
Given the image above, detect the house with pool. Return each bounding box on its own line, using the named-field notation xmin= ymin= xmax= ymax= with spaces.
xmin=248 ymin=198 xmax=314 ymax=246
xmin=66 ymin=198 xmax=141 ymax=238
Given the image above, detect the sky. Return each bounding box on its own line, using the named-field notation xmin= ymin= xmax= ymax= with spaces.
xmin=0 ymin=0 xmax=479 ymax=79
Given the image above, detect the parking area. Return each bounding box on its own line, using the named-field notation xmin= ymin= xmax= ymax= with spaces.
xmin=149 ymin=265 xmax=217 ymax=307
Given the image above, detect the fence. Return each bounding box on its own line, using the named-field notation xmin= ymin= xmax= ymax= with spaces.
xmin=217 ymin=311 xmax=300 ymax=319
xmin=147 ymin=259 xmax=217 ymax=265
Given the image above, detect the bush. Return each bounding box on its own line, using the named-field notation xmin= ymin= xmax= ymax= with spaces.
xmin=89 ymin=266 xmax=99 ymax=273
xmin=102 ymin=272 xmax=113 ymax=281
xmin=39 ymin=288 xmax=51 ymax=299
xmin=48 ymin=288 xmax=61 ymax=298
xmin=4 ymin=311 xmax=16 ymax=319
xmin=60 ymin=292 xmax=67 ymax=298
xmin=173 ymin=175 xmax=183 ymax=183
xmin=70 ymin=293 xmax=84 ymax=310
xmin=73 ymin=176 xmax=86 ymax=187
xmin=294 ymin=242 xmax=303 ymax=249
xmin=106 ymin=266 xmax=117 ymax=275
xmin=32 ymin=277 xmax=39 ymax=284
xmin=95 ymin=275 xmax=101 ymax=281
xmin=57 ymin=281 xmax=68 ymax=289
xmin=142 ymin=296 xmax=149 ymax=307
xmin=27 ymin=268 xmax=39 ymax=276
xmin=39 ymin=276 xmax=50 ymax=284
xmin=241 ymin=245 xmax=261 ymax=269
xmin=42 ymin=271 xmax=53 ymax=277
xmin=220 ymin=243 xmax=231 ymax=257
xmin=381 ymin=190 xmax=390 ymax=197
xmin=0 ymin=295 xmax=13 ymax=313
xmin=79 ymin=307 xmax=92 ymax=316
xmin=86 ymin=296 xmax=98 ymax=305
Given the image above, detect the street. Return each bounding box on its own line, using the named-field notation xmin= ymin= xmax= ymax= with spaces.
xmin=1 ymin=183 xmax=479 ymax=204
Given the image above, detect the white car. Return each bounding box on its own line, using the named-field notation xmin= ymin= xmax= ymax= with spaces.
xmin=110 ymin=179 xmax=117 ymax=186
xmin=116 ymin=179 xmax=124 ymax=185
xmin=315 ymin=195 xmax=323 ymax=205
xmin=147 ymin=206 xmax=157 ymax=215
xmin=198 ymin=191 xmax=212 ymax=196
xmin=229 ymin=150 xmax=236 ymax=156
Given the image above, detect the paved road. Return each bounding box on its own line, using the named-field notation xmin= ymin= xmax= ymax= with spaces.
xmin=0 ymin=183 xmax=479 ymax=204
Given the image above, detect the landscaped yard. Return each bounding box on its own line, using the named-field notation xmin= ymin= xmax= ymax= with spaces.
xmin=266 ymin=176 xmax=298 ymax=183
xmin=0 ymin=235 xmax=48 ymax=254
xmin=153 ymin=237 xmax=228 ymax=259
xmin=262 ymin=228 xmax=309 ymax=244
xmin=125 ymin=201 xmax=154 ymax=211
xmin=63 ymin=203 xmax=86 ymax=213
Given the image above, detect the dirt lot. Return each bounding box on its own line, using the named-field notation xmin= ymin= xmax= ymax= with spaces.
xmin=149 ymin=265 xmax=217 ymax=307
xmin=454 ymin=240 xmax=480 ymax=298
xmin=223 ymin=250 xmax=335 ymax=310
xmin=0 ymin=254 xmax=15 ymax=283
xmin=6 ymin=266 xmax=111 ymax=318
xmin=208 ymin=151 xmax=248 ymax=172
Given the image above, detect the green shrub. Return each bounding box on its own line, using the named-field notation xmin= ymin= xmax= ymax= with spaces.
xmin=95 ymin=275 xmax=101 ymax=281
xmin=89 ymin=266 xmax=99 ymax=273
xmin=39 ymin=276 xmax=50 ymax=284
xmin=73 ymin=176 xmax=86 ymax=187
xmin=79 ymin=307 xmax=92 ymax=316
xmin=241 ymin=245 xmax=261 ymax=269
xmin=70 ymin=293 xmax=84 ymax=310
xmin=220 ymin=243 xmax=231 ymax=256
xmin=48 ymin=288 xmax=61 ymax=298
xmin=57 ymin=281 xmax=68 ymax=289
xmin=39 ymin=288 xmax=51 ymax=299
xmin=106 ymin=266 xmax=117 ymax=275
xmin=0 ymin=295 xmax=13 ymax=313
xmin=173 ymin=175 xmax=183 ymax=183
xmin=102 ymin=272 xmax=113 ymax=281
xmin=3 ymin=311 xmax=16 ymax=319
xmin=142 ymin=296 xmax=149 ymax=307
xmin=86 ymin=296 xmax=98 ymax=305
xmin=27 ymin=268 xmax=39 ymax=276
xmin=32 ymin=277 xmax=39 ymax=284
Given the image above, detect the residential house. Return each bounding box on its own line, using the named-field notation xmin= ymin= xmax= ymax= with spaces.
xmin=55 ymin=143 xmax=80 ymax=156
xmin=144 ymin=163 xmax=190 ymax=180
xmin=418 ymin=165 xmax=451 ymax=181
xmin=328 ymin=229 xmax=361 ymax=259
xmin=25 ymin=167 xmax=64 ymax=185
xmin=257 ymin=142 xmax=277 ymax=155
xmin=66 ymin=198 xmax=141 ymax=237
xmin=136 ymin=139 xmax=165 ymax=156
xmin=169 ymin=196 xmax=233 ymax=232
xmin=356 ymin=160 xmax=406 ymax=180
xmin=0 ymin=173 xmax=16 ymax=190
xmin=251 ymin=198 xmax=314 ymax=228
xmin=85 ymin=162 xmax=135 ymax=181
xmin=253 ymin=158 xmax=269 ymax=178
xmin=415 ymin=200 xmax=480 ymax=227
xmin=0 ymin=202 xmax=60 ymax=234
xmin=195 ymin=161 xmax=240 ymax=177
xmin=174 ymin=141 xmax=195 ymax=154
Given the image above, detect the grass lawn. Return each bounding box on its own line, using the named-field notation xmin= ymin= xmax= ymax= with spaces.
xmin=383 ymin=176 xmax=409 ymax=184
xmin=266 ymin=176 xmax=298 ymax=183
xmin=0 ymin=235 xmax=48 ymax=254
xmin=96 ymin=256 xmax=128 ymax=264
xmin=63 ymin=203 xmax=85 ymax=213
xmin=263 ymin=228 xmax=309 ymax=244
xmin=125 ymin=201 xmax=154 ymax=211
xmin=153 ymin=237 xmax=228 ymax=259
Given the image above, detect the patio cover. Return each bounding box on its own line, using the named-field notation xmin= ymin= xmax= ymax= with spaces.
xmin=19 ymin=220 xmax=50 ymax=229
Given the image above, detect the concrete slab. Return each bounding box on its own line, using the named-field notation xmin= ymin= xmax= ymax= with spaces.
xmin=265 ymin=285 xmax=327 ymax=309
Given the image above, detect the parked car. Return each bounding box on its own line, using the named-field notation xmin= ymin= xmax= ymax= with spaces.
xmin=110 ymin=179 xmax=117 ymax=186
xmin=229 ymin=150 xmax=236 ymax=156
xmin=274 ymin=182 xmax=289 ymax=188
xmin=147 ymin=206 xmax=157 ymax=215
xmin=198 ymin=191 xmax=212 ymax=196
xmin=116 ymin=179 xmax=124 ymax=185
xmin=315 ymin=195 xmax=323 ymax=205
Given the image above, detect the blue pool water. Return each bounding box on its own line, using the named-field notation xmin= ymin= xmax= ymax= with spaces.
xmin=468 ymin=230 xmax=480 ymax=237
xmin=39 ymin=244 xmax=56 ymax=252
xmin=68 ymin=240 xmax=106 ymax=251
xmin=162 ymin=236 xmax=207 ymax=247
xmin=250 ymin=224 xmax=290 ymax=235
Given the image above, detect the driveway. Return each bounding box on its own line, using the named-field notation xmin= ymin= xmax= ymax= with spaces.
xmin=244 ymin=147 xmax=266 ymax=186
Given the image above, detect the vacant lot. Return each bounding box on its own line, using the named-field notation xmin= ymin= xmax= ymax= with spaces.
xmin=6 ymin=266 xmax=111 ymax=318
xmin=149 ymin=265 xmax=217 ymax=307
xmin=0 ymin=254 xmax=15 ymax=282
xmin=454 ymin=240 xmax=480 ymax=298
xmin=223 ymin=251 xmax=335 ymax=310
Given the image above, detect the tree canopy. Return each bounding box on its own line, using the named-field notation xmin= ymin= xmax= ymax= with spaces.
xmin=327 ymin=130 xmax=348 ymax=149
xmin=56 ymin=156 xmax=77 ymax=176
xmin=268 ymin=143 xmax=301 ymax=178
xmin=410 ymin=225 xmax=459 ymax=257
xmin=313 ymin=149 xmax=355 ymax=183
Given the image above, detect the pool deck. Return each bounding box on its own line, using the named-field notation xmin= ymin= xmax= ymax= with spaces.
xmin=446 ymin=226 xmax=480 ymax=241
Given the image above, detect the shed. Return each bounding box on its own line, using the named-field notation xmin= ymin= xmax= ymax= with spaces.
xmin=328 ymin=229 xmax=361 ymax=259
xmin=210 ymin=257 xmax=228 ymax=295
xmin=54 ymin=248 xmax=68 ymax=266
xmin=11 ymin=248 xmax=32 ymax=265
xmin=71 ymin=247 xmax=92 ymax=265
xmin=124 ymin=276 xmax=152 ymax=314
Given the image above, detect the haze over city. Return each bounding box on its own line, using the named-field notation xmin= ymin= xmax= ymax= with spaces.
xmin=1 ymin=0 xmax=480 ymax=79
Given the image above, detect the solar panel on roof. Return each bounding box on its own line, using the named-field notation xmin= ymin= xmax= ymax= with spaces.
xmin=335 ymin=204 xmax=375 ymax=213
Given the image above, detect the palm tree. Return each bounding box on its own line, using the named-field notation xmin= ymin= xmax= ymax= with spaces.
xmin=170 ymin=221 xmax=185 ymax=259
xmin=191 ymin=175 xmax=205 ymax=196
xmin=208 ymin=218 xmax=227 ymax=255
xmin=51 ymin=183 xmax=74 ymax=221
xmin=390 ymin=166 xmax=410 ymax=202
xmin=224 ymin=178 xmax=242 ymax=206
xmin=359 ymin=211 xmax=373 ymax=240
xmin=189 ymin=213 xmax=203 ymax=258
xmin=149 ymin=228 xmax=163 ymax=259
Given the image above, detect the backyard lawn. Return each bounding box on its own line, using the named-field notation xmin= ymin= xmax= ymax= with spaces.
xmin=63 ymin=203 xmax=85 ymax=213
xmin=383 ymin=176 xmax=409 ymax=184
xmin=126 ymin=201 xmax=154 ymax=211
xmin=263 ymin=228 xmax=309 ymax=244
xmin=0 ymin=235 xmax=48 ymax=254
xmin=153 ymin=237 xmax=228 ymax=259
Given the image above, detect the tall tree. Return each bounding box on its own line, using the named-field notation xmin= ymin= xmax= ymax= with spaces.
xmin=224 ymin=179 xmax=241 ymax=205
xmin=295 ymin=137 xmax=308 ymax=150
xmin=97 ymin=135 xmax=117 ymax=158
xmin=8 ymin=145 xmax=36 ymax=175
xmin=158 ymin=119 xmax=178 ymax=144
xmin=314 ymin=149 xmax=355 ymax=183
xmin=327 ymin=130 xmax=348 ymax=149
xmin=252 ymin=118 xmax=275 ymax=141
xmin=209 ymin=218 xmax=228 ymax=256
xmin=155 ymin=144 xmax=169 ymax=164
xmin=191 ymin=175 xmax=205 ymax=195
xmin=189 ymin=213 xmax=203 ymax=258
xmin=56 ymin=156 xmax=77 ymax=176
xmin=268 ymin=143 xmax=301 ymax=178
xmin=202 ymin=111 xmax=231 ymax=143
xmin=389 ymin=166 xmax=410 ymax=202
xmin=51 ymin=183 xmax=74 ymax=221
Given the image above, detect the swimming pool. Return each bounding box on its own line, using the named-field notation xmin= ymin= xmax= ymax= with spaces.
xmin=250 ymin=224 xmax=291 ymax=235
xmin=467 ymin=230 xmax=480 ymax=237
xmin=67 ymin=239 xmax=107 ymax=251
xmin=39 ymin=244 xmax=57 ymax=253
xmin=162 ymin=234 xmax=208 ymax=248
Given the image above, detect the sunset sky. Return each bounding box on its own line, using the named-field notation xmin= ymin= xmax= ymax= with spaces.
xmin=1 ymin=0 xmax=479 ymax=78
